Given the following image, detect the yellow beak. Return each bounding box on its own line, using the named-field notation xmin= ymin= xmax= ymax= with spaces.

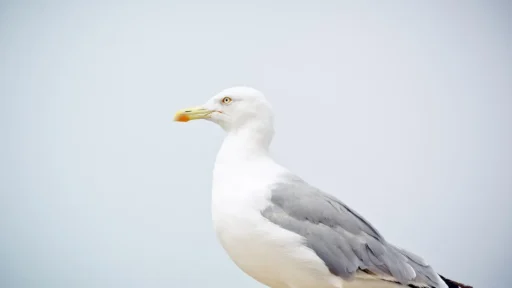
xmin=174 ymin=106 xmax=212 ymax=122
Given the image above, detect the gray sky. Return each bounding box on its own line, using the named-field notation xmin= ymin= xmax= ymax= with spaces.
xmin=1 ymin=1 xmax=511 ymax=288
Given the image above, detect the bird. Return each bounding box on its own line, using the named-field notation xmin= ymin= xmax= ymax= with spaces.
xmin=174 ymin=86 xmax=471 ymax=288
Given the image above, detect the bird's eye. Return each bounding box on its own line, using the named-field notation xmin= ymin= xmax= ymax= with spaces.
xmin=222 ymin=97 xmax=232 ymax=104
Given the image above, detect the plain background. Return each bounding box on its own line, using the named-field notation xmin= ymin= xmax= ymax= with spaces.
xmin=1 ymin=1 xmax=511 ymax=287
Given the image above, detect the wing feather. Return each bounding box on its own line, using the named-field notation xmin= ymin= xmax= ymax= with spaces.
xmin=261 ymin=174 xmax=446 ymax=288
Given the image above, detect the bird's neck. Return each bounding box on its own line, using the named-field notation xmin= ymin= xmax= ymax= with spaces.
xmin=222 ymin=132 xmax=270 ymax=159
xmin=216 ymin=124 xmax=273 ymax=165
xmin=212 ymin=126 xmax=281 ymax=215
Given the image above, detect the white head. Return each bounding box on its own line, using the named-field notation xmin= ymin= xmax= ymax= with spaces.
xmin=174 ymin=86 xmax=275 ymax=147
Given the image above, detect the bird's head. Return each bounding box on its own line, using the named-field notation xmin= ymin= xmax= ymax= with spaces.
xmin=174 ymin=87 xmax=275 ymax=138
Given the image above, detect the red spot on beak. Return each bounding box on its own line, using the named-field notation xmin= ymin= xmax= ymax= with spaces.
xmin=175 ymin=114 xmax=190 ymax=122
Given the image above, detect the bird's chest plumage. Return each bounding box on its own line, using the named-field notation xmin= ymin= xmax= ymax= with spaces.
xmin=210 ymin=159 xmax=336 ymax=288
xmin=211 ymin=158 xmax=288 ymax=286
xmin=211 ymin=158 xmax=275 ymax=240
xmin=212 ymin=207 xmax=336 ymax=288
xmin=212 ymin=196 xmax=308 ymax=288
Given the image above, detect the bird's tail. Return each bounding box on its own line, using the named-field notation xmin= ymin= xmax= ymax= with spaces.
xmin=439 ymin=274 xmax=473 ymax=288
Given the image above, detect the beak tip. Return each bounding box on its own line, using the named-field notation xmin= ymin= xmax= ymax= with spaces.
xmin=174 ymin=114 xmax=190 ymax=122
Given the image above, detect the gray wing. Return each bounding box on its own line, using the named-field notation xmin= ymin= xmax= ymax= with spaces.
xmin=261 ymin=174 xmax=446 ymax=288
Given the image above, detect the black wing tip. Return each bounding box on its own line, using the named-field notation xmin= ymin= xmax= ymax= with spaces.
xmin=439 ymin=274 xmax=473 ymax=288
xmin=374 ymin=273 xmax=473 ymax=288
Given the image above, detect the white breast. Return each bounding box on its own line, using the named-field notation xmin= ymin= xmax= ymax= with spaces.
xmin=211 ymin=152 xmax=342 ymax=288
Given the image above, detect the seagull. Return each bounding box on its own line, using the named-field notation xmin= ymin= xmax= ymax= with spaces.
xmin=174 ymin=87 xmax=471 ymax=288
